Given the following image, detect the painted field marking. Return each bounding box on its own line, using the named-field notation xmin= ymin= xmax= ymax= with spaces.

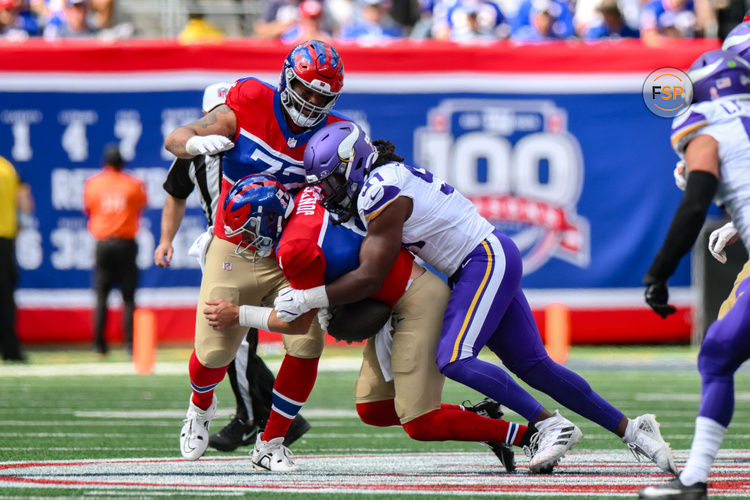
xmin=1 ymin=450 xmax=749 ymax=497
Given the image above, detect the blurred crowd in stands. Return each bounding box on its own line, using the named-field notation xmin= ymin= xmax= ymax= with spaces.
xmin=0 ymin=0 xmax=745 ymax=44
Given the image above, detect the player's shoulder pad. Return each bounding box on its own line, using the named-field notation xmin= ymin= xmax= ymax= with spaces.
xmin=358 ymin=163 xmax=404 ymax=222
xmin=276 ymin=237 xmax=323 ymax=280
xmin=225 ymin=78 xmax=275 ymax=110
xmin=671 ymin=103 xmax=711 ymax=155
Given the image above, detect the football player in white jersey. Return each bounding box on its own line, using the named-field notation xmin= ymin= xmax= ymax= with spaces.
xmin=275 ymin=121 xmax=677 ymax=475
xmin=639 ymin=48 xmax=750 ymax=500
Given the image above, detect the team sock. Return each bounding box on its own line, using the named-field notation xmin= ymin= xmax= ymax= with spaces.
xmin=263 ymin=354 xmax=319 ymax=441
xmin=680 ymin=416 xmax=727 ymax=486
xmin=403 ymin=408 xmax=528 ymax=445
xmin=356 ymin=400 xmax=402 ymax=427
xmin=188 ymin=350 xmax=228 ymax=410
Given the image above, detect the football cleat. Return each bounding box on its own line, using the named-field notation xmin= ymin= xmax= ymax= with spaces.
xmin=488 ymin=441 xmax=516 ymax=473
xmin=624 ymin=414 xmax=678 ymax=475
xmin=525 ymin=410 xmax=582 ymax=474
xmin=180 ymin=395 xmax=217 ymax=461
xmin=283 ymin=414 xmax=312 ymax=448
xmin=208 ymin=415 xmax=257 ymax=452
xmin=464 ymin=398 xmax=515 ymax=472
xmin=638 ymin=478 xmax=708 ymax=499
xmin=252 ymin=433 xmax=298 ymax=472
xmin=464 ymin=397 xmax=504 ymax=420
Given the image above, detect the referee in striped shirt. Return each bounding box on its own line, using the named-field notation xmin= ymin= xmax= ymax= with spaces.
xmin=154 ymin=83 xmax=310 ymax=453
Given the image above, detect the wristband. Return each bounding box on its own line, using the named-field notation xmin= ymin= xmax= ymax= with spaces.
xmin=238 ymin=305 xmax=272 ymax=330
xmin=303 ymin=285 xmax=329 ymax=309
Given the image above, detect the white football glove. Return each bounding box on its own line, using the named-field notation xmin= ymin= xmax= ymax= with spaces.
xmin=274 ymin=287 xmax=312 ymax=322
xmin=673 ymin=160 xmax=687 ymax=191
xmin=185 ymin=135 xmax=234 ymax=157
xmin=708 ymin=222 xmax=738 ymax=264
xmin=317 ymin=307 xmax=332 ymax=331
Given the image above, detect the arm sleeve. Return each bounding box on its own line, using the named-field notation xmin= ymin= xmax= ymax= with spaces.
xmin=643 ymin=170 xmax=718 ymax=284
xmin=163 ymin=158 xmax=196 ymax=199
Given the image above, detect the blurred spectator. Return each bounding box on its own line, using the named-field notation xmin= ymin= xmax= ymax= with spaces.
xmin=574 ymin=0 xmax=640 ymax=36
xmin=43 ymin=0 xmax=97 ymax=39
xmin=254 ymin=0 xmax=302 ymax=38
xmin=0 ymin=154 xmax=32 ymax=363
xmin=83 ymin=144 xmax=147 ymax=356
xmin=583 ymin=0 xmax=639 ymax=39
xmin=0 ymin=0 xmax=40 ymax=40
xmin=432 ymin=0 xmax=508 ymax=40
xmin=338 ymin=0 xmax=402 ymax=41
xmin=511 ymin=0 xmax=575 ymax=40
xmin=409 ymin=0 xmax=436 ymax=38
xmin=89 ymin=0 xmax=112 ymax=28
xmin=326 ymin=0 xmax=356 ymax=31
xmin=640 ymin=0 xmax=698 ymax=44
xmin=178 ymin=12 xmax=224 ymax=44
xmin=281 ymin=0 xmax=332 ymax=43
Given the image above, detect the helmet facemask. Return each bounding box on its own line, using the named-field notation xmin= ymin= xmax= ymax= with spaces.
xmin=280 ymin=68 xmax=340 ymax=128
xmin=224 ymin=211 xmax=274 ymax=263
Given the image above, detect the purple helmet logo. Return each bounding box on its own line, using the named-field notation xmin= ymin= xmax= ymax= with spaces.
xmin=688 ymin=49 xmax=750 ymax=103
xmin=303 ymin=122 xmax=378 ymax=222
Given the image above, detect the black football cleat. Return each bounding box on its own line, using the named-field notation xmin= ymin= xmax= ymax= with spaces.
xmin=464 ymin=397 xmax=504 ymax=420
xmin=283 ymin=414 xmax=311 ymax=447
xmin=638 ymin=478 xmax=708 ymax=500
xmin=488 ymin=441 xmax=516 ymax=473
xmin=208 ymin=416 xmax=257 ymax=452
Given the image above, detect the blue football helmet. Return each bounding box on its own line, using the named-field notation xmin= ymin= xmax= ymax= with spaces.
xmin=688 ymin=49 xmax=750 ymax=103
xmin=223 ymin=174 xmax=294 ymax=262
xmin=303 ymin=122 xmax=378 ymax=222
xmin=279 ymin=40 xmax=344 ymax=129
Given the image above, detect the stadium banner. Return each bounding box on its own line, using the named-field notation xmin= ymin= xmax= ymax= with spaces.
xmin=0 ymin=39 xmax=719 ymax=345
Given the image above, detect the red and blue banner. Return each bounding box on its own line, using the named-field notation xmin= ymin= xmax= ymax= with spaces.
xmin=0 ymin=39 xmax=719 ymax=344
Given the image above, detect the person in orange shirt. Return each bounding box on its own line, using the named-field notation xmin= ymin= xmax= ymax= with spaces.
xmin=83 ymin=144 xmax=147 ymax=355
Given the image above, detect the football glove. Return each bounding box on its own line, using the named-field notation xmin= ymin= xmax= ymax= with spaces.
xmin=317 ymin=307 xmax=332 ymax=331
xmin=185 ymin=135 xmax=234 ymax=157
xmin=708 ymin=222 xmax=738 ymax=264
xmin=644 ymin=281 xmax=677 ymax=318
xmin=274 ymin=286 xmax=328 ymax=322
xmin=673 ymin=160 xmax=687 ymax=191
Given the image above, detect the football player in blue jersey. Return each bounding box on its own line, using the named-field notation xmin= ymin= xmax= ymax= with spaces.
xmin=163 ymin=40 xmax=353 ymax=464
xmin=639 ymin=49 xmax=750 ymax=499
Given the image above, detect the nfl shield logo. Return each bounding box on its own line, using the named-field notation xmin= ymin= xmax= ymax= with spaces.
xmin=287 ymin=137 xmax=297 ymax=148
xmin=222 ymin=262 xmax=232 ymax=271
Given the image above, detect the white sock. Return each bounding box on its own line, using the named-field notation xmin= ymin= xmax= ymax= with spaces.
xmin=622 ymin=418 xmax=636 ymax=443
xmin=680 ymin=416 xmax=727 ymax=486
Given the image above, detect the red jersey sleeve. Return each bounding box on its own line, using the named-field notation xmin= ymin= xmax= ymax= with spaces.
xmin=224 ymin=78 xmax=271 ymax=142
xmin=277 ymin=238 xmax=326 ymax=290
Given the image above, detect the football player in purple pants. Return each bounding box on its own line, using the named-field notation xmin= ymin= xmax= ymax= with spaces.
xmin=274 ymin=121 xmax=677 ymax=474
xmin=639 ymin=44 xmax=750 ymax=500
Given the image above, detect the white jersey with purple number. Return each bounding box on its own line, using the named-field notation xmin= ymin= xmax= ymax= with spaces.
xmin=671 ymin=98 xmax=750 ymax=252
xmin=357 ymin=162 xmax=494 ymax=276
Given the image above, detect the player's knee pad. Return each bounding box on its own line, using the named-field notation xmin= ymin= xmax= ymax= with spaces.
xmin=196 ymin=344 xmax=235 ymax=369
xmin=402 ymin=411 xmax=441 ymax=441
xmin=356 ymin=400 xmax=400 ymax=427
xmin=283 ymin=336 xmax=324 ymax=358
xmin=438 ymin=357 xmax=466 ymax=378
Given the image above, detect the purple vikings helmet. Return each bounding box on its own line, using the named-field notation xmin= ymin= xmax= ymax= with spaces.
xmin=223 ymin=174 xmax=294 ymax=262
xmin=723 ymin=23 xmax=750 ymax=61
xmin=303 ymin=122 xmax=378 ymax=221
xmin=688 ymin=49 xmax=750 ymax=103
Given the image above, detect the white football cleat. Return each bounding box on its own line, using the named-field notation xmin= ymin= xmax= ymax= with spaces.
xmin=526 ymin=410 xmax=582 ymax=474
xmin=624 ymin=414 xmax=678 ymax=475
xmin=252 ymin=432 xmax=298 ymax=472
xmin=180 ymin=394 xmax=217 ymax=461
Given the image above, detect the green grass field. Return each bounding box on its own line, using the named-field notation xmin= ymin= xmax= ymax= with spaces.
xmin=1 ymin=344 xmax=749 ymax=499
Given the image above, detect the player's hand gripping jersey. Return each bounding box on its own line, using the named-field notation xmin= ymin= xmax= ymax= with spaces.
xmin=357 ymin=162 xmax=494 ymax=277
xmin=276 ymin=187 xmax=413 ymax=304
xmin=214 ymin=78 xmax=350 ymax=243
xmin=671 ymin=99 xmax=750 ymax=251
